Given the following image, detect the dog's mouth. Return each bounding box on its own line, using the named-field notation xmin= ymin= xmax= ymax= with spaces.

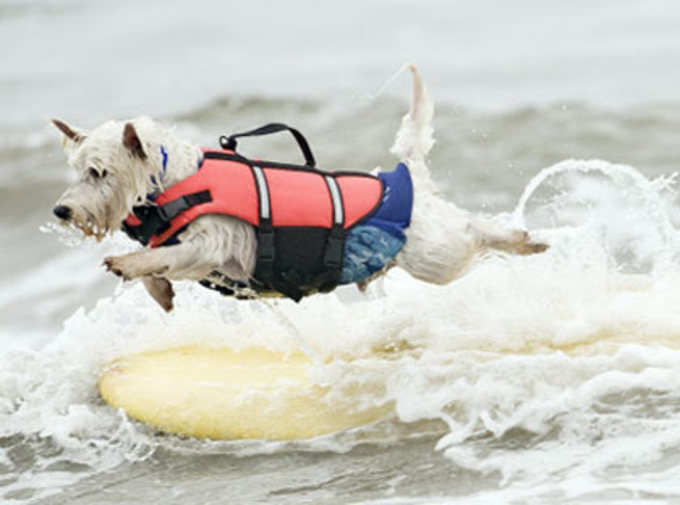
xmin=78 ymin=221 xmax=108 ymax=242
xmin=60 ymin=213 xmax=110 ymax=242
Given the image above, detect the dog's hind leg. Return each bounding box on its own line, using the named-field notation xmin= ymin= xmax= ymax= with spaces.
xmin=470 ymin=219 xmax=548 ymax=255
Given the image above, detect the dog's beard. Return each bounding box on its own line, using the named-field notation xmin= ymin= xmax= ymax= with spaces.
xmin=63 ymin=206 xmax=111 ymax=242
xmin=56 ymin=182 xmax=131 ymax=242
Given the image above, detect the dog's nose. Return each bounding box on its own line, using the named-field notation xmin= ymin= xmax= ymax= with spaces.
xmin=53 ymin=205 xmax=72 ymax=220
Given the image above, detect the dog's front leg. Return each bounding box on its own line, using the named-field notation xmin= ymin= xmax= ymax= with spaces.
xmin=103 ymin=248 xmax=170 ymax=280
xmin=142 ymin=276 xmax=175 ymax=312
xmin=104 ymin=242 xmax=214 ymax=311
xmin=103 ymin=241 xmax=213 ymax=281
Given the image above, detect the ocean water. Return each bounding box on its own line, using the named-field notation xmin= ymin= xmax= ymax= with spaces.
xmin=3 ymin=1 xmax=680 ymax=503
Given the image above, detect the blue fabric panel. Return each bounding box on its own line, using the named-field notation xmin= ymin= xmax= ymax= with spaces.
xmin=340 ymin=225 xmax=406 ymax=284
xmin=339 ymin=163 xmax=413 ymax=284
xmin=363 ymin=162 xmax=413 ymax=240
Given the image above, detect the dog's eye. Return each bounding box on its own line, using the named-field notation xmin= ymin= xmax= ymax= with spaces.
xmin=101 ymin=169 xmax=108 ymax=178
xmin=88 ymin=167 xmax=100 ymax=179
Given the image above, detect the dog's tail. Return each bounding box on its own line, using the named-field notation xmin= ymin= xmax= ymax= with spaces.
xmin=390 ymin=65 xmax=435 ymax=180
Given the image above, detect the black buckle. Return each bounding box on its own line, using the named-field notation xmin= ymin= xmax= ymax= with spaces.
xmin=156 ymin=197 xmax=189 ymax=222
xmin=156 ymin=191 xmax=212 ymax=223
xmin=122 ymin=206 xmax=165 ymax=245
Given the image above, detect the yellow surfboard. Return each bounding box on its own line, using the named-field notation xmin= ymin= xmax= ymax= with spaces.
xmin=99 ymin=346 xmax=391 ymax=440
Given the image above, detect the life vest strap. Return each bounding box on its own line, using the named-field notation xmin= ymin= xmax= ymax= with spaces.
xmin=122 ymin=190 xmax=212 ymax=245
xmin=254 ymin=219 xmax=277 ymax=292
xmin=317 ymin=176 xmax=346 ymax=292
xmin=156 ymin=190 xmax=212 ymax=223
xmin=219 ymin=123 xmax=316 ymax=168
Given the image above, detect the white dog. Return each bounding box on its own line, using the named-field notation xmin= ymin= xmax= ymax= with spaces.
xmin=52 ymin=66 xmax=547 ymax=311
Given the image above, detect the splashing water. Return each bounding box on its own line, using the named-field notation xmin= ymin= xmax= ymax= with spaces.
xmin=514 ymin=159 xmax=679 ymax=274
xmin=4 ymin=156 xmax=680 ymax=502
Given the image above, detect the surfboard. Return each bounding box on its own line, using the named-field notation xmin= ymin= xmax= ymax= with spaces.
xmin=98 ymin=346 xmax=391 ymax=440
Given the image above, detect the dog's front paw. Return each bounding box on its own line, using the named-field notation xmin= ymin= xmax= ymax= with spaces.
xmin=103 ymin=253 xmax=168 ymax=280
xmin=103 ymin=256 xmax=131 ymax=280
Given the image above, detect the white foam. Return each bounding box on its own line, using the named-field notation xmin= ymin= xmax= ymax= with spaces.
xmin=4 ymin=159 xmax=680 ymax=500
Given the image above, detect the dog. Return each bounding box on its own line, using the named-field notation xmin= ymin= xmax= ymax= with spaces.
xmin=51 ymin=66 xmax=547 ymax=312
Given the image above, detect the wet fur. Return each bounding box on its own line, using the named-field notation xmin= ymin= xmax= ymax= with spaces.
xmin=52 ymin=66 xmax=547 ymax=311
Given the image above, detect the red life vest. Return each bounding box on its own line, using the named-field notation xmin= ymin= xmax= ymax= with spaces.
xmin=141 ymin=149 xmax=383 ymax=248
xmin=123 ymin=129 xmax=384 ymax=301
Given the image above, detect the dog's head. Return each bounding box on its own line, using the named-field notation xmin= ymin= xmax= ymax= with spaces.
xmin=51 ymin=117 xmax=158 ymax=240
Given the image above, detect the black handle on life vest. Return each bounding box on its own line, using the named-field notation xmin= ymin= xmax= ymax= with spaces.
xmin=219 ymin=123 xmax=316 ymax=168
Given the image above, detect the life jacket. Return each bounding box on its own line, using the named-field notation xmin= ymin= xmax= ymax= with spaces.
xmin=123 ymin=123 xmax=385 ymax=301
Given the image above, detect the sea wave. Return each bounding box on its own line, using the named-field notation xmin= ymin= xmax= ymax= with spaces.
xmin=4 ymin=158 xmax=680 ymax=502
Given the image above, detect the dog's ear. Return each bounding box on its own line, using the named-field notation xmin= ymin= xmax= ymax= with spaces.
xmin=122 ymin=122 xmax=147 ymax=160
xmin=52 ymin=118 xmax=86 ymax=146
